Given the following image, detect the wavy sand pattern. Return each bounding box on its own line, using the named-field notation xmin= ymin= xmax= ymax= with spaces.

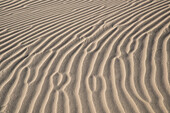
xmin=0 ymin=0 xmax=170 ymax=113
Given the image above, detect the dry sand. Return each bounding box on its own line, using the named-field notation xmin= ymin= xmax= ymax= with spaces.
xmin=0 ymin=0 xmax=170 ymax=113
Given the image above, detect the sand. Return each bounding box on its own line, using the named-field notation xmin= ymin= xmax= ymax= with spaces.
xmin=0 ymin=0 xmax=170 ymax=113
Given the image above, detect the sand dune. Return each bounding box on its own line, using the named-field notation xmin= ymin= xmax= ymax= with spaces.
xmin=0 ymin=0 xmax=170 ymax=113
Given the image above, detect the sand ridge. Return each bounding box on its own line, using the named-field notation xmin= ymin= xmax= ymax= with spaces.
xmin=0 ymin=0 xmax=170 ymax=113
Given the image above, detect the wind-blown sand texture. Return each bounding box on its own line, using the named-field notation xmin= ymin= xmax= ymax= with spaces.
xmin=0 ymin=0 xmax=170 ymax=113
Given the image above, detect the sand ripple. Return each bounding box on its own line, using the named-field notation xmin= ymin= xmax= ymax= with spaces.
xmin=0 ymin=0 xmax=170 ymax=113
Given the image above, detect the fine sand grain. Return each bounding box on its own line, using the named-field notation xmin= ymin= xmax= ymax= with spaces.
xmin=0 ymin=0 xmax=170 ymax=113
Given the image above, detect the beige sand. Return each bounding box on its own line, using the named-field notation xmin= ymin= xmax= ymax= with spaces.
xmin=0 ymin=0 xmax=170 ymax=113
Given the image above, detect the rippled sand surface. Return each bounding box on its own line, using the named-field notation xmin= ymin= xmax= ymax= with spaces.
xmin=0 ymin=0 xmax=170 ymax=113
